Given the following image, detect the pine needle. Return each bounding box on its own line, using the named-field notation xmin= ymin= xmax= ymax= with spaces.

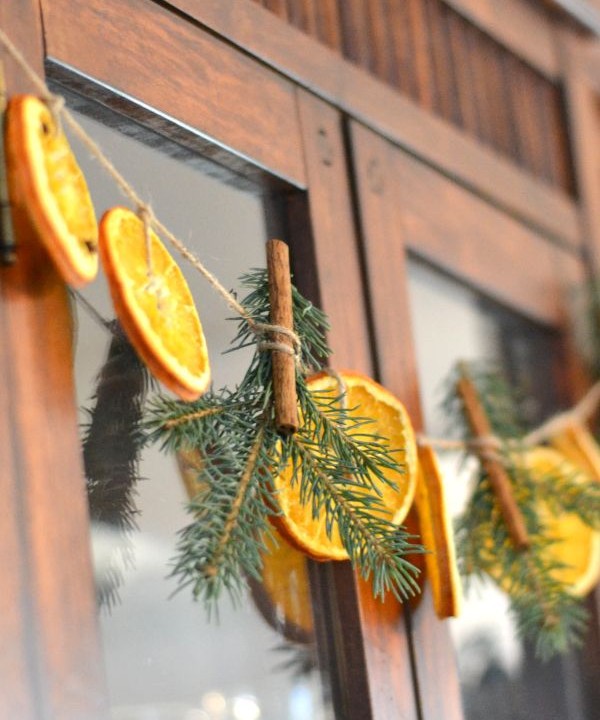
xmin=449 ymin=362 xmax=597 ymax=659
xmin=147 ymin=269 xmax=423 ymax=611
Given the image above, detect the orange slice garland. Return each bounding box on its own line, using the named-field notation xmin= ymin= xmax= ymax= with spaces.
xmin=5 ymin=95 xmax=98 ymax=286
xmin=99 ymin=207 xmax=210 ymax=401
xmin=273 ymin=370 xmax=418 ymax=561
xmin=415 ymin=444 xmax=462 ymax=618
xmin=517 ymin=447 xmax=600 ymax=597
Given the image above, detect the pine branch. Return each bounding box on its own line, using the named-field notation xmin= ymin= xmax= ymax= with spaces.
xmin=147 ymin=269 xmax=423 ymax=610
xmin=449 ymin=362 xmax=594 ymax=659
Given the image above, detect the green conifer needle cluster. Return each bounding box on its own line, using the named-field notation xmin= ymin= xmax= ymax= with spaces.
xmin=147 ymin=270 xmax=423 ymax=610
xmin=447 ymin=363 xmax=600 ymax=660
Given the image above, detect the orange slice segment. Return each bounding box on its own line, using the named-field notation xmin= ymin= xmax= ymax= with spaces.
xmin=415 ymin=444 xmax=462 ymax=618
xmin=273 ymin=370 xmax=418 ymax=561
xmin=99 ymin=207 xmax=210 ymax=401
xmin=249 ymin=530 xmax=314 ymax=644
xmin=5 ymin=95 xmax=98 ymax=286
xmin=549 ymin=419 xmax=600 ymax=482
xmin=520 ymin=447 xmax=600 ymax=597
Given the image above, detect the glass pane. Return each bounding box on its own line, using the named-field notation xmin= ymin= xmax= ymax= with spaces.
xmin=71 ymin=110 xmax=334 ymax=720
xmin=408 ymin=259 xmax=592 ymax=720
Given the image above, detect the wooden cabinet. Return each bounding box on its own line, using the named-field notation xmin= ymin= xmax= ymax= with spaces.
xmin=1 ymin=1 xmax=599 ymax=718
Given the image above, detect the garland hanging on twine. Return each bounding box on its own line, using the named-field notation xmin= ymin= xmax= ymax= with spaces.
xmin=2 ymin=27 xmax=600 ymax=660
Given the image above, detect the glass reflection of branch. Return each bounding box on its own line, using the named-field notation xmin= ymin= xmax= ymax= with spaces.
xmin=82 ymin=321 xmax=151 ymax=609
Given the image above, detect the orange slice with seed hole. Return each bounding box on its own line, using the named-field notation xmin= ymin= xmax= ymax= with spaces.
xmin=99 ymin=207 xmax=210 ymax=401
xmin=273 ymin=370 xmax=418 ymax=561
xmin=415 ymin=444 xmax=462 ymax=618
xmin=5 ymin=95 xmax=98 ymax=286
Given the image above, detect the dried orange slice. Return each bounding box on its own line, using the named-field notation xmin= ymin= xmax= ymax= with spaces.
xmin=415 ymin=444 xmax=462 ymax=618
xmin=519 ymin=447 xmax=600 ymax=597
xmin=5 ymin=95 xmax=98 ymax=286
xmin=249 ymin=530 xmax=314 ymax=644
xmin=549 ymin=419 xmax=600 ymax=482
xmin=99 ymin=207 xmax=210 ymax=401
xmin=273 ymin=370 xmax=418 ymax=561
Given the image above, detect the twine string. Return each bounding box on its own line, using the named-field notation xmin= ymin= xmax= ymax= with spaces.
xmin=0 ymin=27 xmax=301 ymax=351
xmin=3 ymin=27 xmax=600 ymax=444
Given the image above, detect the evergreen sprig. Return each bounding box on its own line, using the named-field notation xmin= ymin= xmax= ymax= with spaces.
xmin=449 ymin=362 xmax=599 ymax=660
xmin=147 ymin=269 xmax=422 ymax=610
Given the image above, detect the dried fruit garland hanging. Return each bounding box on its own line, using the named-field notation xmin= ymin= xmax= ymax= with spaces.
xmin=439 ymin=363 xmax=600 ymax=659
xmin=0 ymin=26 xmax=428 ymax=611
xmin=2 ymin=27 xmax=600 ymax=660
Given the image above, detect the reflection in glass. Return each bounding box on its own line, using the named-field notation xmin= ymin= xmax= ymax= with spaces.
xmin=408 ymin=260 xmax=591 ymax=720
xmin=71 ymin=109 xmax=333 ymax=720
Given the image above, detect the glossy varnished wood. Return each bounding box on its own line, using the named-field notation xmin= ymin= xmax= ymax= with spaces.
xmin=443 ymin=0 xmax=559 ymax=78
xmin=394 ymin=149 xmax=583 ymax=326
xmin=562 ymin=33 xmax=600 ymax=269
xmin=246 ymin=0 xmax=571 ymax=192
xmin=41 ymin=0 xmax=306 ymax=188
xmin=1 ymin=3 xmax=107 ymax=718
xmin=162 ymin=0 xmax=581 ymax=249
xmin=291 ymin=90 xmax=375 ymax=720
xmin=349 ymin=121 xmax=463 ymax=720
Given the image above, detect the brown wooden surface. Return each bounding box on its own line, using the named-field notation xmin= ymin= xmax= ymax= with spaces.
xmin=41 ymin=0 xmax=306 ymax=188
xmin=291 ymin=89 xmax=373 ymax=720
xmin=164 ymin=0 xmax=580 ymax=249
xmin=394 ymin=148 xmax=583 ymax=326
xmin=249 ymin=0 xmax=570 ymax=191
xmin=562 ymin=33 xmax=600 ymax=270
xmin=349 ymin=120 xmax=463 ymax=720
xmin=0 ymin=3 xmax=107 ymax=719
xmin=443 ymin=0 xmax=559 ymax=78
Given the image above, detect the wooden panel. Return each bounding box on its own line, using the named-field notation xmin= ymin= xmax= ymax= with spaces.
xmin=163 ymin=0 xmax=581 ymax=250
xmin=244 ymin=0 xmax=571 ymax=193
xmin=562 ymin=34 xmax=600 ymax=269
xmin=395 ymin=148 xmax=583 ymax=326
xmin=443 ymin=0 xmax=559 ymax=78
xmin=0 ymin=3 xmax=45 ymax=717
xmin=42 ymin=0 xmax=306 ymax=187
xmin=292 ymin=90 xmax=411 ymax=720
xmin=0 ymin=4 xmax=108 ymax=718
xmin=350 ymin=120 xmax=462 ymax=720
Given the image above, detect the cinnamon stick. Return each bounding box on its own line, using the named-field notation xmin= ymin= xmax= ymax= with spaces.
xmin=456 ymin=366 xmax=530 ymax=550
xmin=266 ymin=239 xmax=298 ymax=434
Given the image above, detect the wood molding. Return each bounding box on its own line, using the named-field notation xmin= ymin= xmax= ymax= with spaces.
xmin=0 ymin=3 xmax=107 ymax=719
xmin=41 ymin=0 xmax=307 ymax=188
xmin=561 ymin=33 xmax=600 ymax=268
xmin=349 ymin=119 xmax=463 ymax=720
xmin=543 ymin=0 xmax=600 ymax=34
xmin=443 ymin=0 xmax=560 ymax=79
xmin=160 ymin=0 xmax=581 ymax=250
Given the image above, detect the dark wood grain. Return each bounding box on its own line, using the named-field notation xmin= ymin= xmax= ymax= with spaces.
xmin=0 ymin=4 xmax=108 ymax=718
xmin=562 ymin=32 xmax=600 ymax=270
xmin=41 ymin=0 xmax=306 ymax=188
xmin=0 ymin=3 xmax=44 ymax=717
xmin=291 ymin=90 xmax=376 ymax=720
xmin=295 ymin=89 xmax=372 ymax=370
xmin=160 ymin=0 xmax=581 ymax=246
xmin=407 ymin=0 xmax=436 ymax=111
xmin=314 ymin=0 xmax=342 ymax=50
xmin=443 ymin=0 xmax=559 ymax=78
xmin=394 ymin=148 xmax=583 ymax=326
xmin=349 ymin=120 xmax=463 ymax=720
xmin=338 ymin=0 xmax=375 ymax=73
